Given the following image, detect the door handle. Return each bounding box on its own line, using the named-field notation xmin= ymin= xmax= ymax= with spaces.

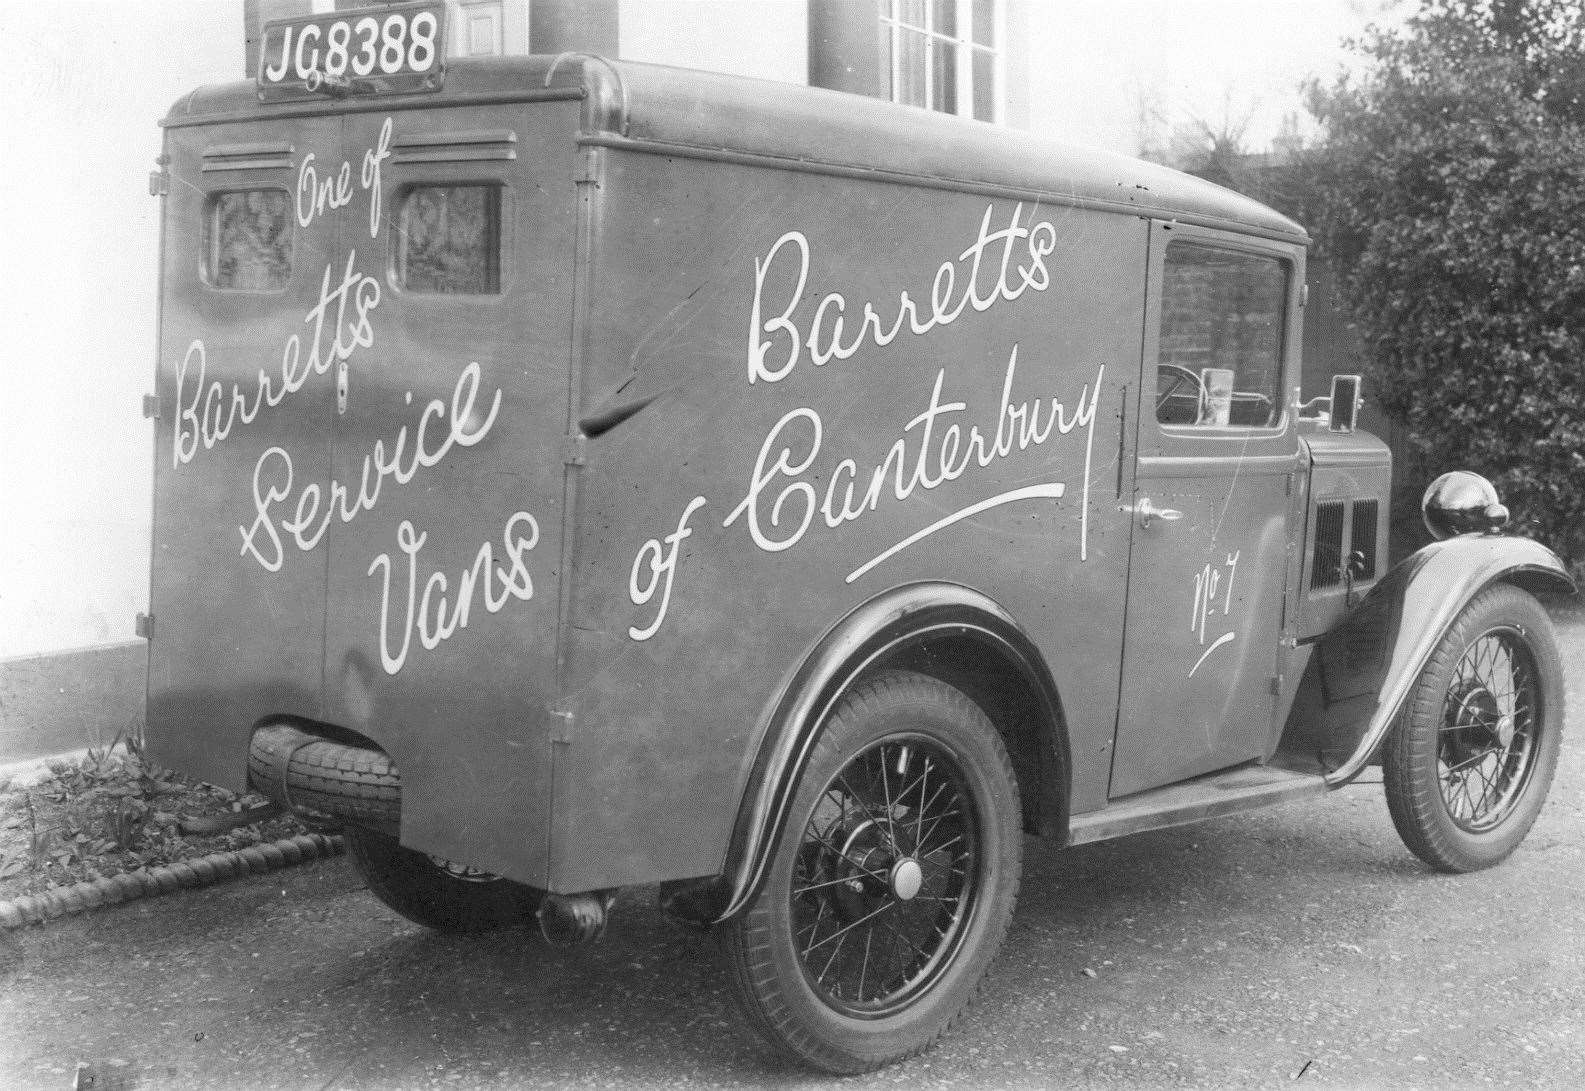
xmin=1123 ymin=497 xmax=1183 ymax=528
xmin=336 ymin=360 xmax=349 ymax=415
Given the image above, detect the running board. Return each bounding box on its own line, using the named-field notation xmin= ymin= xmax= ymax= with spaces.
xmin=1066 ymin=765 xmax=1329 ymax=847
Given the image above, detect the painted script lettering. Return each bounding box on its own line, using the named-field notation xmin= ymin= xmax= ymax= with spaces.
xmin=367 ymin=512 xmax=539 ymax=675
xmin=238 ymin=361 xmax=502 ymax=571
xmin=748 ymin=203 xmax=1057 ymax=384
xmin=174 ymin=251 xmax=380 ymax=468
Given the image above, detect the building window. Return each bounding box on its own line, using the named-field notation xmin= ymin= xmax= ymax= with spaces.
xmin=882 ymin=0 xmax=1002 ymax=122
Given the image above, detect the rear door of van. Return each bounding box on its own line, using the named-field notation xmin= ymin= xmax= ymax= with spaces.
xmin=150 ymin=93 xmax=584 ymax=881
xmin=316 ymin=105 xmax=582 ymax=873
xmin=148 ymin=114 xmax=342 ymax=790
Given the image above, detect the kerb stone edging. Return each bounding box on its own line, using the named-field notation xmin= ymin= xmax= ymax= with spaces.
xmin=0 ymin=832 xmax=343 ymax=930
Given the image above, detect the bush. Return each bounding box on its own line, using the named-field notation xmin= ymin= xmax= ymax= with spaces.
xmin=1306 ymin=0 xmax=1585 ymax=573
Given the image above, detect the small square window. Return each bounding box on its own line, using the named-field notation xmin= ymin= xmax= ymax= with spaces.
xmin=207 ymin=190 xmax=292 ymax=291
xmin=397 ymin=185 xmax=503 ymax=294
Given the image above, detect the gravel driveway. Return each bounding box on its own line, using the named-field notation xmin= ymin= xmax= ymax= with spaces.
xmin=3 ymin=621 xmax=1582 ymax=1089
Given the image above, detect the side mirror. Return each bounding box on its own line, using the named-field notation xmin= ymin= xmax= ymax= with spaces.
xmin=1328 ymin=374 xmax=1362 ymax=433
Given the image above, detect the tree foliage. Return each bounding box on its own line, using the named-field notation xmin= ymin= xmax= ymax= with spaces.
xmin=1306 ymin=0 xmax=1585 ymax=570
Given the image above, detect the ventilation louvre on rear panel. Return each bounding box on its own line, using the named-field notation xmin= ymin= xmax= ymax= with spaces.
xmin=1311 ymin=501 xmax=1346 ymax=589
xmin=1350 ymin=499 xmax=1379 ymax=581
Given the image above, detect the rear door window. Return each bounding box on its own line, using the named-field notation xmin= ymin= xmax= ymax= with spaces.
xmin=396 ymin=184 xmax=503 ymax=294
xmin=206 ymin=189 xmax=292 ymax=291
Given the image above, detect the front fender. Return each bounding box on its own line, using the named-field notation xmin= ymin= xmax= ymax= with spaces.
xmin=1292 ymin=535 xmax=1573 ymax=787
xmin=669 ymin=581 xmax=1067 ymax=926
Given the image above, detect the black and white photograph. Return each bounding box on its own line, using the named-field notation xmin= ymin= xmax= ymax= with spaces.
xmin=2 ymin=1 xmax=1583 ymax=1086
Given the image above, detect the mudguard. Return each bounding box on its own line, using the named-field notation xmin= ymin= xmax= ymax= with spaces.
xmin=676 ymin=582 xmax=1068 ymax=925
xmin=1281 ymin=535 xmax=1573 ymax=786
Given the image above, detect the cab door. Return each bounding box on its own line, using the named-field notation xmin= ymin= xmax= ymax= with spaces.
xmin=1111 ymin=222 xmax=1304 ymax=798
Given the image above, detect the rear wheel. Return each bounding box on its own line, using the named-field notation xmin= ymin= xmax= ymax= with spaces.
xmin=1383 ymin=584 xmax=1563 ymax=872
xmin=724 ymin=671 xmax=1022 ymax=1073
xmin=346 ymin=828 xmax=542 ymax=932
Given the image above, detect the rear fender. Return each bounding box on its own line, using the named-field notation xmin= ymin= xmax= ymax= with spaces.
xmin=676 ymin=582 xmax=1068 ymax=925
xmin=1280 ymin=535 xmax=1573 ymax=785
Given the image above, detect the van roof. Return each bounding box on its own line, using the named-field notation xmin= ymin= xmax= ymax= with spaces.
xmin=164 ymin=54 xmax=1307 ymax=245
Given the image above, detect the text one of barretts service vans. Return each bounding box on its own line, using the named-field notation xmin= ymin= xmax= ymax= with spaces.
xmin=146 ymin=8 xmax=1572 ymax=1073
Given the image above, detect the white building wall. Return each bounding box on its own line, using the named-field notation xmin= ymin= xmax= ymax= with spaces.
xmin=0 ymin=1 xmax=241 ymax=660
xmin=617 ymin=0 xmax=806 ymax=85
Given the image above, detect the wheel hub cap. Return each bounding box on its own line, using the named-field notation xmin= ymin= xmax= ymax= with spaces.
xmin=889 ymin=857 xmax=924 ymax=901
xmin=1496 ymin=713 xmax=1516 ymax=750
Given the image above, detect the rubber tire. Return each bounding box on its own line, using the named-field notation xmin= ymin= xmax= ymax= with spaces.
xmin=723 ymin=670 xmax=1022 ymax=1074
xmin=346 ymin=828 xmax=542 ymax=933
xmin=248 ymin=725 xmax=401 ymax=834
xmin=1383 ymin=583 xmax=1564 ymax=873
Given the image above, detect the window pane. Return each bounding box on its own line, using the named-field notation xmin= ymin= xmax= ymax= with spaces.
xmin=972 ymin=49 xmax=995 ymax=121
xmin=932 ymin=0 xmax=956 ymax=37
xmin=972 ymin=0 xmax=996 ymax=46
xmin=894 ymin=26 xmax=928 ymax=108
xmin=399 ymin=185 xmax=502 ymax=294
xmin=1156 ymin=243 xmax=1286 ymax=428
xmin=930 ymin=36 xmax=956 ymax=113
xmin=208 ymin=190 xmax=291 ymax=290
xmin=898 ymin=0 xmax=926 ymax=30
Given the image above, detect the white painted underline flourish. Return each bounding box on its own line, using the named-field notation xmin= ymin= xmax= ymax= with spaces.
xmin=845 ymin=482 xmax=1066 ymax=585
xmin=1188 ymin=631 xmax=1236 ymax=678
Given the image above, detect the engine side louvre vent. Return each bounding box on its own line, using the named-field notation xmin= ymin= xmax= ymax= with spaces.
xmin=1350 ymin=499 xmax=1379 ymax=581
xmin=1311 ymin=500 xmax=1347 ymax=589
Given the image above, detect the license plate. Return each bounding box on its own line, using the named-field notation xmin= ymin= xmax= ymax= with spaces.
xmin=257 ymin=1 xmax=447 ymax=101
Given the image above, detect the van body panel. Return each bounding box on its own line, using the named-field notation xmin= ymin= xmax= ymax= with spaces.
xmin=551 ymin=147 xmax=1144 ymax=889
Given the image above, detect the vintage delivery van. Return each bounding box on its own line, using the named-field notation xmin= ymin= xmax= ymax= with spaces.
xmin=145 ymin=6 xmax=1572 ymax=1072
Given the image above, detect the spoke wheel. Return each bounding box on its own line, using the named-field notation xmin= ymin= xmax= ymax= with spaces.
xmin=725 ymin=671 xmax=1021 ymax=1073
xmin=1384 ymin=584 xmax=1563 ymax=873
xmin=1435 ymin=630 xmax=1539 ymax=831
xmin=792 ymin=736 xmax=980 ymax=1016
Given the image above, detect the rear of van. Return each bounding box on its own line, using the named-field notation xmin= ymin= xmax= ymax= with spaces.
xmin=145 ymin=57 xmax=590 ymax=883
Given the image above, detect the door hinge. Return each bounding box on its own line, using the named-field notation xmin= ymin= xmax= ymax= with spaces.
xmin=573 ymin=147 xmax=600 ymax=186
xmin=1269 ymin=674 xmax=1283 ymax=696
xmin=135 ymin=613 xmax=154 ymax=640
xmin=142 ymin=394 xmax=161 ymax=420
xmin=562 ymin=434 xmax=587 ymax=467
xmin=148 ymin=169 xmax=169 ymax=197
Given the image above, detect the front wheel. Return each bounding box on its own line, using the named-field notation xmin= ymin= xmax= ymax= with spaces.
xmin=1383 ymin=583 xmax=1564 ymax=873
xmin=724 ymin=671 xmax=1022 ymax=1073
xmin=346 ymin=828 xmax=542 ymax=932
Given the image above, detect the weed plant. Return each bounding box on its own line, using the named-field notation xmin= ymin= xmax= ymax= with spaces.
xmin=0 ymin=731 xmax=306 ymax=899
